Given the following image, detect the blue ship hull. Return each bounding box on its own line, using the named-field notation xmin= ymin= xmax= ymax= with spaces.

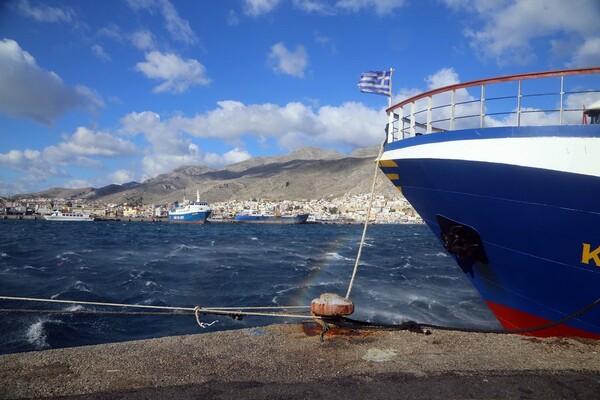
xmin=167 ymin=210 xmax=210 ymax=224
xmin=379 ymin=125 xmax=600 ymax=338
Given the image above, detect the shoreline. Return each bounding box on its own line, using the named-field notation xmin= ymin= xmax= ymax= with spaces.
xmin=0 ymin=214 xmax=423 ymax=225
xmin=2 ymin=322 xmax=599 ymax=399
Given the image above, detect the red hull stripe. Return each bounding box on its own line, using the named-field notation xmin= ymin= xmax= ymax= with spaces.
xmin=486 ymin=302 xmax=600 ymax=339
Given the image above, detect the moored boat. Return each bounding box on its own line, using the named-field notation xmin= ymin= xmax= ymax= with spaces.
xmin=168 ymin=190 xmax=211 ymax=224
xmin=44 ymin=210 xmax=94 ymax=222
xmin=234 ymin=211 xmax=309 ymax=224
xmin=377 ymin=67 xmax=600 ymax=338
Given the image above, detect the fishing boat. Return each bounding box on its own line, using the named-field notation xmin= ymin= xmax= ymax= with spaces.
xmin=378 ymin=67 xmax=600 ymax=338
xmin=168 ymin=190 xmax=211 ymax=224
xmin=234 ymin=211 xmax=309 ymax=224
xmin=44 ymin=210 xmax=94 ymax=222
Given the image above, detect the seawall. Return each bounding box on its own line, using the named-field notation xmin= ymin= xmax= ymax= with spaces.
xmin=1 ymin=323 xmax=599 ymax=399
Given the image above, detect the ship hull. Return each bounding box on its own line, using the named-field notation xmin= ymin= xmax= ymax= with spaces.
xmin=167 ymin=210 xmax=210 ymax=224
xmin=234 ymin=214 xmax=309 ymax=224
xmin=379 ymin=125 xmax=600 ymax=338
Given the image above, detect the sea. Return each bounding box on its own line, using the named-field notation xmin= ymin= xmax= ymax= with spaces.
xmin=0 ymin=220 xmax=500 ymax=355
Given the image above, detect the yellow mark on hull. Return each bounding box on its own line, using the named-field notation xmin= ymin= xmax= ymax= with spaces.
xmin=378 ymin=160 xmax=398 ymax=167
xmin=386 ymin=173 xmax=399 ymax=180
xmin=581 ymin=243 xmax=600 ymax=266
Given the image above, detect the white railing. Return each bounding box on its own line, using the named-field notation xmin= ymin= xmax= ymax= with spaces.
xmin=386 ymin=67 xmax=600 ymax=142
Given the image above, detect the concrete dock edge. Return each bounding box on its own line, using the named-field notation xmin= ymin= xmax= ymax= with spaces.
xmin=1 ymin=323 xmax=599 ymax=399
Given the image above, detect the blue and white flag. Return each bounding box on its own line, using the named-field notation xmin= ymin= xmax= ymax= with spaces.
xmin=358 ymin=70 xmax=391 ymax=96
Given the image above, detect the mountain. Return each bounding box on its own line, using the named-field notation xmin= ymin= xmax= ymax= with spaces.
xmin=20 ymin=146 xmax=401 ymax=204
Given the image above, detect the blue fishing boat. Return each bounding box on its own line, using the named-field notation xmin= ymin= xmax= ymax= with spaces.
xmin=168 ymin=190 xmax=211 ymax=224
xmin=378 ymin=67 xmax=600 ymax=338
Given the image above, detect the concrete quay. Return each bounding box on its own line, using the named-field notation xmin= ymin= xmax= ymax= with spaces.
xmin=1 ymin=323 xmax=599 ymax=399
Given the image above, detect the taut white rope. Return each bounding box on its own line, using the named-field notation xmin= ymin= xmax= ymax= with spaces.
xmin=345 ymin=141 xmax=385 ymax=299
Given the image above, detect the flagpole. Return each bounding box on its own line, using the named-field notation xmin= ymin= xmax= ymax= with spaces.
xmin=388 ymin=67 xmax=394 ymax=108
xmin=387 ymin=68 xmax=395 ymax=143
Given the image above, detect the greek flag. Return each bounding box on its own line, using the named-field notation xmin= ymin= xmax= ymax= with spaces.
xmin=358 ymin=70 xmax=391 ymax=96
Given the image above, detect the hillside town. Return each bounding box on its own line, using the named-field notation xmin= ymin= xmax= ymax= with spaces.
xmin=0 ymin=193 xmax=422 ymax=224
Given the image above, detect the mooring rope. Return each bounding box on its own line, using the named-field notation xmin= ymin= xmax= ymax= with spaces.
xmin=345 ymin=140 xmax=385 ymax=299
xmin=0 ymin=296 xmax=319 ymax=329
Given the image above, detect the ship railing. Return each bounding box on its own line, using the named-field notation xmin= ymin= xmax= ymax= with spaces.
xmin=386 ymin=67 xmax=600 ymax=142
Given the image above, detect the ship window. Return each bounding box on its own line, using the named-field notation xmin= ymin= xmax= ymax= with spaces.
xmin=586 ymin=110 xmax=600 ymax=124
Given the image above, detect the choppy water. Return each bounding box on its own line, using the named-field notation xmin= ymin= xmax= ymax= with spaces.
xmin=0 ymin=220 xmax=499 ymax=354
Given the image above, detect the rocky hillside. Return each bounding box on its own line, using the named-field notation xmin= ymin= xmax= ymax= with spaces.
xmin=26 ymin=146 xmax=401 ymax=204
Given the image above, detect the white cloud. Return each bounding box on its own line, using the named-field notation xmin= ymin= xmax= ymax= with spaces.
xmin=268 ymin=43 xmax=308 ymax=78
xmin=63 ymin=179 xmax=93 ymax=189
xmin=159 ymin=0 xmax=197 ymax=44
xmin=0 ymin=127 xmax=137 ymax=178
xmin=120 ymin=111 xmax=252 ymax=177
xmin=92 ymin=44 xmax=110 ymax=61
xmin=569 ymin=37 xmax=600 ymax=68
xmin=13 ymin=0 xmax=76 ymax=23
xmin=227 ymin=10 xmax=241 ymax=26
xmin=108 ymin=169 xmax=139 ymax=184
xmin=244 ymin=0 xmax=406 ymax=15
xmin=126 ymin=0 xmax=197 ymax=45
xmin=243 ymin=0 xmax=281 ymax=16
xmin=121 ymin=97 xmax=386 ymax=160
xmin=443 ymin=0 xmax=600 ymax=67
xmin=57 ymin=127 xmax=138 ymax=158
xmin=135 ymin=51 xmax=210 ymax=94
xmin=97 ymin=23 xmax=124 ymax=42
xmin=0 ymin=39 xmax=104 ymax=125
xmin=293 ymin=0 xmax=335 ymax=14
xmin=130 ymin=30 xmax=155 ymax=50
xmin=314 ymin=31 xmax=337 ymax=53
xmin=120 ymin=98 xmax=388 ymax=169
xmin=335 ymin=0 xmax=408 ymax=15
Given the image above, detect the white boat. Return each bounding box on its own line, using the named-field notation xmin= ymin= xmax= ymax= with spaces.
xmin=168 ymin=190 xmax=212 ymax=224
xmin=44 ymin=211 xmax=94 ymax=222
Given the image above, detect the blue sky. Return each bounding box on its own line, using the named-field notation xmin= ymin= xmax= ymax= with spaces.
xmin=1 ymin=0 xmax=599 ymax=195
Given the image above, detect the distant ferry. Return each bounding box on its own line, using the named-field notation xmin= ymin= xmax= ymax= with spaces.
xmin=44 ymin=211 xmax=94 ymax=222
xmin=234 ymin=211 xmax=309 ymax=224
xmin=378 ymin=67 xmax=600 ymax=338
xmin=168 ymin=190 xmax=211 ymax=224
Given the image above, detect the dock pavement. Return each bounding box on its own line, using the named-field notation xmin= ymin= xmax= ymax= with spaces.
xmin=1 ymin=322 xmax=599 ymax=399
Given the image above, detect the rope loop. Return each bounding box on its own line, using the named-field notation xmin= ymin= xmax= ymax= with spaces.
xmin=194 ymin=306 xmax=219 ymax=328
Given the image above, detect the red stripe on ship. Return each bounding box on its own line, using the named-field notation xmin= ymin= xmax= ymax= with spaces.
xmin=487 ymin=302 xmax=600 ymax=340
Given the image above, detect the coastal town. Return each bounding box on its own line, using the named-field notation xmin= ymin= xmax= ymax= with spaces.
xmin=0 ymin=193 xmax=422 ymax=224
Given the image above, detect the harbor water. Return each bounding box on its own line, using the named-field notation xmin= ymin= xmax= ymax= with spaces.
xmin=0 ymin=220 xmax=500 ymax=354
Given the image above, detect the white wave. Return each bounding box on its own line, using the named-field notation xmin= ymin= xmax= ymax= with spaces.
xmin=64 ymin=304 xmax=84 ymax=312
xmin=50 ymin=280 xmax=94 ymax=299
xmin=23 ymin=265 xmax=45 ymax=271
xmin=166 ymin=244 xmax=202 ymax=258
xmin=325 ymin=252 xmax=352 ymax=261
xmin=0 ymin=252 xmax=8 ymax=257
xmin=26 ymin=320 xmax=48 ymax=349
xmin=25 ymin=318 xmax=61 ymax=349
xmin=176 ymin=244 xmax=201 ymax=250
xmin=73 ymin=280 xmax=93 ymax=292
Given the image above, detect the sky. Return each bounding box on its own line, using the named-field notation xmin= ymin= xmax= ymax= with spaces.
xmin=0 ymin=0 xmax=599 ymax=196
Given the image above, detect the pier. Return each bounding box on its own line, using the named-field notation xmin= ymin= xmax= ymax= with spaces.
xmin=1 ymin=323 xmax=599 ymax=399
